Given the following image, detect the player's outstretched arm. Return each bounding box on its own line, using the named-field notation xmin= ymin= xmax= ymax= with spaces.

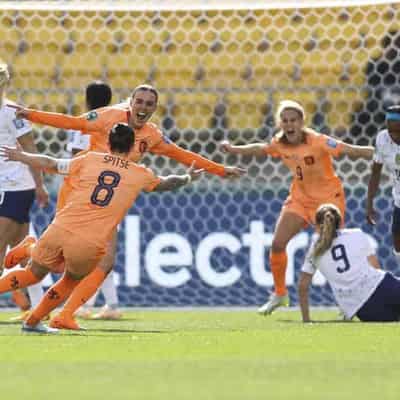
xmin=298 ymin=272 xmax=313 ymax=323
xmin=340 ymin=143 xmax=374 ymax=159
xmin=152 ymin=139 xmax=245 ymax=179
xmin=154 ymin=162 xmax=204 ymax=192
xmin=0 ymin=146 xmax=59 ymax=173
xmin=220 ymin=140 xmax=266 ymax=157
xmin=8 ymin=104 xmax=88 ymax=132
xmin=366 ymin=162 xmax=383 ymax=225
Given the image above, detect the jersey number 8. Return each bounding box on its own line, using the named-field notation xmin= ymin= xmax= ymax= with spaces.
xmin=90 ymin=170 xmax=121 ymax=207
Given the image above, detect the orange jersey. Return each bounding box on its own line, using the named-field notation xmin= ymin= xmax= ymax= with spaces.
xmin=264 ymin=130 xmax=345 ymax=202
xmin=28 ymin=105 xmax=226 ymax=176
xmin=52 ymin=152 xmax=160 ymax=249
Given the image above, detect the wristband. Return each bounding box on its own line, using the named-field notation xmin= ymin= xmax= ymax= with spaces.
xmin=186 ymin=174 xmax=192 ymax=184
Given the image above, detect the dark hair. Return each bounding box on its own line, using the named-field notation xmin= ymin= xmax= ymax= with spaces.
xmin=109 ymin=123 xmax=134 ymax=154
xmin=312 ymin=203 xmax=342 ymax=259
xmin=86 ymin=81 xmax=112 ymax=110
xmin=131 ymin=84 xmax=158 ymax=103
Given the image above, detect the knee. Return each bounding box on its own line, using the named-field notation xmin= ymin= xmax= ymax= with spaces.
xmin=271 ymin=239 xmax=287 ymax=253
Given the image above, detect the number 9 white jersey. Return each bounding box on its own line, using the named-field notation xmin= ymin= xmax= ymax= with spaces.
xmin=302 ymin=228 xmax=385 ymax=319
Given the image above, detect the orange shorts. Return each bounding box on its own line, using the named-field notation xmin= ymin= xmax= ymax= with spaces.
xmin=31 ymin=224 xmax=105 ymax=276
xmin=281 ymin=191 xmax=346 ymax=227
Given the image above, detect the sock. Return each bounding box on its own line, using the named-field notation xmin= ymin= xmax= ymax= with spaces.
xmin=269 ymin=250 xmax=288 ymax=296
xmin=25 ymin=273 xmax=79 ymax=326
xmin=27 ymin=282 xmax=45 ymax=308
xmin=101 ymin=271 xmax=118 ymax=308
xmin=85 ymin=292 xmax=97 ymax=308
xmin=0 ymin=268 xmax=41 ymax=294
xmin=61 ymin=267 xmax=107 ymax=318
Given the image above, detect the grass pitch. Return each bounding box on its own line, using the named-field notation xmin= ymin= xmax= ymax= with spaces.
xmin=0 ymin=309 xmax=398 ymax=400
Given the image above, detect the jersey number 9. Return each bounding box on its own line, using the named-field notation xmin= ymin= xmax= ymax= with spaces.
xmin=331 ymin=244 xmax=351 ymax=273
xmin=90 ymin=170 xmax=121 ymax=207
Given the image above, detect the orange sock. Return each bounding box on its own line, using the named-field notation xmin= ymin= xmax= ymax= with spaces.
xmin=270 ymin=250 xmax=288 ymax=296
xmin=0 ymin=268 xmax=41 ymax=293
xmin=25 ymin=273 xmax=79 ymax=326
xmin=61 ymin=267 xmax=107 ymax=318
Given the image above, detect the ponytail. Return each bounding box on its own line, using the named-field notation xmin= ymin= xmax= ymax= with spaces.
xmin=312 ymin=204 xmax=342 ymax=260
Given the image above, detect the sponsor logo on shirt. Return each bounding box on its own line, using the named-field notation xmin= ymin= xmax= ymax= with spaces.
xmin=326 ymin=138 xmax=337 ymax=148
xmin=86 ymin=111 xmax=98 ymax=121
xmin=12 ymin=118 xmax=25 ymax=129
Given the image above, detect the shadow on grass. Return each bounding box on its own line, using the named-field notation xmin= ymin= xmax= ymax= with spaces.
xmin=277 ymin=319 xmax=360 ymax=324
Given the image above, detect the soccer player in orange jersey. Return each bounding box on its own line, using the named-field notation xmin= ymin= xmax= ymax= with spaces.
xmin=0 ymin=123 xmax=204 ymax=333
xmin=221 ymin=100 xmax=374 ymax=315
xmin=9 ymin=84 xmax=245 ymax=321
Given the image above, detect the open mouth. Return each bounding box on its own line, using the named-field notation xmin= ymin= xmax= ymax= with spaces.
xmin=136 ymin=112 xmax=147 ymax=122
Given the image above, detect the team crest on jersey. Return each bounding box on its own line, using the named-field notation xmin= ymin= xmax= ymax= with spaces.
xmin=86 ymin=111 xmax=98 ymax=121
xmin=326 ymin=138 xmax=337 ymax=148
xmin=395 ymin=154 xmax=400 ymax=165
xmin=304 ymin=156 xmax=315 ymax=165
xmin=139 ymin=140 xmax=148 ymax=153
xmin=12 ymin=118 xmax=25 ymax=129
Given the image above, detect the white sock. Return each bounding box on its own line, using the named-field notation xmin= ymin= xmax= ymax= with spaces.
xmin=27 ymin=282 xmax=44 ymax=308
xmin=101 ymin=272 xmax=119 ymax=308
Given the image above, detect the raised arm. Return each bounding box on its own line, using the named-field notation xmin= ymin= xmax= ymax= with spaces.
xmin=220 ymin=140 xmax=266 ymax=157
xmin=0 ymin=146 xmax=60 ymax=174
xmin=151 ymin=139 xmax=245 ymax=178
xmin=154 ymin=162 xmax=204 ymax=192
xmin=340 ymin=142 xmax=374 ymax=159
xmin=298 ymin=272 xmax=313 ymax=323
xmin=10 ymin=105 xmax=89 ymax=132
xmin=366 ymin=162 xmax=383 ymax=225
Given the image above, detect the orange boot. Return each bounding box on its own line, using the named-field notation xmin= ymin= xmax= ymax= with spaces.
xmin=4 ymin=236 xmax=36 ymax=269
xmin=50 ymin=313 xmax=84 ymax=331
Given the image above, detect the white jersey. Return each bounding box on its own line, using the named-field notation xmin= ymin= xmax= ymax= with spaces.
xmin=0 ymin=99 xmax=35 ymax=191
xmin=301 ymin=228 xmax=385 ymax=319
xmin=66 ymin=130 xmax=90 ymax=154
xmin=374 ymin=129 xmax=400 ymax=207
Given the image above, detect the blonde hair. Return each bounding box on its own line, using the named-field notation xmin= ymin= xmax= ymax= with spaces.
xmin=275 ymin=100 xmax=305 ymax=126
xmin=274 ymin=100 xmax=306 ymax=143
xmin=312 ymin=203 xmax=342 ymax=260
xmin=0 ymin=63 xmax=10 ymax=87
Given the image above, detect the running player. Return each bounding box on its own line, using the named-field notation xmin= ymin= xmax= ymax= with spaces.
xmin=8 ymin=84 xmax=244 ymax=321
xmin=0 ymin=123 xmax=204 ymax=333
xmin=298 ymin=203 xmax=399 ymax=323
xmin=221 ymin=100 xmax=374 ymax=315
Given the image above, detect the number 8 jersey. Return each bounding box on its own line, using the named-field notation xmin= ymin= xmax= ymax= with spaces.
xmin=53 ymin=151 xmax=161 ymax=250
xmin=302 ymin=228 xmax=385 ymax=319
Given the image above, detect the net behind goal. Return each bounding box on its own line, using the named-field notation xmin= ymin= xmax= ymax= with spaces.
xmin=0 ymin=0 xmax=399 ymax=307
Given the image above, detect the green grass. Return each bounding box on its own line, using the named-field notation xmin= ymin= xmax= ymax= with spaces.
xmin=0 ymin=309 xmax=398 ymax=400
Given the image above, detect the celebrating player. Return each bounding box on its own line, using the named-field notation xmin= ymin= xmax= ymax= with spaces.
xmin=298 ymin=203 xmax=400 ymax=323
xmin=0 ymin=123 xmax=204 ymax=333
xmin=221 ymin=100 xmax=374 ymax=315
xmin=7 ymin=84 xmax=245 ymax=324
xmin=367 ymin=105 xmax=400 ymax=257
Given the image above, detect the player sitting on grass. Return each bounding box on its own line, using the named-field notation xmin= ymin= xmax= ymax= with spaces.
xmin=0 ymin=123 xmax=204 ymax=334
xmin=298 ymin=203 xmax=400 ymax=323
